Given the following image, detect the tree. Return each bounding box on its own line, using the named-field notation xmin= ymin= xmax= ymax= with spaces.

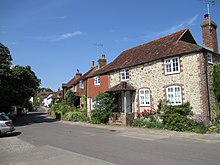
xmin=0 ymin=43 xmax=13 ymax=111
xmin=10 ymin=65 xmax=40 ymax=107
xmin=91 ymin=92 xmax=117 ymax=124
xmin=0 ymin=43 xmax=41 ymax=111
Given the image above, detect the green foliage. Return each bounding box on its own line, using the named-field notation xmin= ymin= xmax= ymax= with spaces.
xmin=132 ymin=118 xmax=146 ymax=127
xmin=90 ymin=109 xmax=102 ymax=124
xmin=38 ymin=87 xmax=53 ymax=92
xmin=66 ymin=90 xmax=77 ymax=106
xmin=162 ymin=102 xmax=192 ymax=116
xmin=65 ymin=108 xmax=87 ymax=122
xmin=81 ymin=95 xmax=87 ymax=108
xmin=0 ymin=43 xmax=12 ymax=72
xmin=195 ymin=122 xmax=207 ymax=134
xmin=10 ymin=65 xmax=41 ymax=106
xmin=91 ymin=92 xmax=117 ymax=124
xmin=161 ymin=102 xmax=196 ymax=132
xmin=213 ymin=102 xmax=220 ymax=122
xmin=51 ymin=101 xmax=87 ymax=121
xmin=213 ymin=64 xmax=220 ymax=102
xmin=51 ymin=100 xmax=68 ymax=115
xmin=132 ymin=118 xmax=164 ymax=129
xmin=0 ymin=43 xmax=40 ymax=111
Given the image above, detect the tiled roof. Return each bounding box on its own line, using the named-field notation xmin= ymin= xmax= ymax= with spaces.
xmin=76 ymin=66 xmax=97 ymax=83
xmin=108 ymin=82 xmax=135 ymax=92
xmin=90 ymin=29 xmax=203 ymax=76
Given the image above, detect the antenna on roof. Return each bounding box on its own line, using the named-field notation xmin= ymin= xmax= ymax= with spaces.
xmin=203 ymin=0 xmax=215 ymax=30
xmin=93 ymin=43 xmax=103 ymax=56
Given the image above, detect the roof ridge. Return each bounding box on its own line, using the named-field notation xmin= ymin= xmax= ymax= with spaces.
xmin=122 ymin=28 xmax=188 ymax=53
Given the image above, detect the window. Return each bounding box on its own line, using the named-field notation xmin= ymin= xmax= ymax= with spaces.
xmin=164 ymin=57 xmax=180 ymax=75
xmin=91 ymin=98 xmax=96 ymax=110
xmin=207 ymin=53 xmax=213 ymax=64
xmin=166 ymin=86 xmax=182 ymax=105
xmin=139 ymin=89 xmax=150 ymax=106
xmin=71 ymin=85 xmax=77 ymax=92
xmin=120 ymin=69 xmax=129 ymax=81
xmin=79 ymin=80 xmax=84 ymax=89
xmin=91 ymin=98 xmax=99 ymax=110
xmin=94 ymin=76 xmax=100 ymax=86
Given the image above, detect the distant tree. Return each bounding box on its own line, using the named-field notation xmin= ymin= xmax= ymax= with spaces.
xmin=10 ymin=65 xmax=41 ymax=107
xmin=38 ymin=87 xmax=53 ymax=92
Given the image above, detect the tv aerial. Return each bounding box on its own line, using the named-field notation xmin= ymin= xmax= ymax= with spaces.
xmin=203 ymin=0 xmax=216 ymax=29
xmin=93 ymin=43 xmax=103 ymax=56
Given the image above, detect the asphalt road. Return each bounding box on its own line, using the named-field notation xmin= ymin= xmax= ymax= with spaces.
xmin=1 ymin=107 xmax=220 ymax=165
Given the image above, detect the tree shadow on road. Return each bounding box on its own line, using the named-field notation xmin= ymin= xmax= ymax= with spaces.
xmin=14 ymin=110 xmax=58 ymax=127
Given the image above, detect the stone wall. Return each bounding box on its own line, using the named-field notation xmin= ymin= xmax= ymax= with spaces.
xmin=109 ymin=53 xmax=205 ymax=115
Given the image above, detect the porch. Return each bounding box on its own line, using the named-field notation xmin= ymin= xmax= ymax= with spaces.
xmin=108 ymin=82 xmax=136 ymax=126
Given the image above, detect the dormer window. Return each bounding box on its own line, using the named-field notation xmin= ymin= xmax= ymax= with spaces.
xmin=207 ymin=53 xmax=213 ymax=64
xmin=164 ymin=57 xmax=180 ymax=75
xmin=79 ymin=80 xmax=84 ymax=89
xmin=94 ymin=76 xmax=100 ymax=86
xmin=120 ymin=69 xmax=129 ymax=81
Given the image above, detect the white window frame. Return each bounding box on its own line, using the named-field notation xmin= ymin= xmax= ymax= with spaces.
xmin=120 ymin=68 xmax=129 ymax=81
xmin=166 ymin=85 xmax=182 ymax=105
xmin=207 ymin=53 xmax=213 ymax=64
xmin=71 ymin=85 xmax=77 ymax=92
xmin=164 ymin=57 xmax=180 ymax=75
xmin=91 ymin=98 xmax=96 ymax=110
xmin=94 ymin=76 xmax=100 ymax=86
xmin=79 ymin=80 xmax=84 ymax=89
xmin=139 ymin=88 xmax=150 ymax=106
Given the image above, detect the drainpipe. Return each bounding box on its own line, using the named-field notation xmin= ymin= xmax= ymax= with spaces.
xmin=203 ymin=51 xmax=211 ymax=122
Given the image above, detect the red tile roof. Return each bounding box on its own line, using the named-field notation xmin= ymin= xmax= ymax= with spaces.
xmin=89 ymin=29 xmax=203 ymax=77
xmin=108 ymin=82 xmax=135 ymax=92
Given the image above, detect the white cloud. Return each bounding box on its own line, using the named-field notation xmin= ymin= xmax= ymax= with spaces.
xmin=187 ymin=14 xmax=199 ymax=25
xmin=28 ymin=31 xmax=84 ymax=42
xmin=144 ymin=14 xmax=199 ymax=39
xmin=53 ymin=16 xmax=68 ymax=19
xmin=51 ymin=31 xmax=84 ymax=42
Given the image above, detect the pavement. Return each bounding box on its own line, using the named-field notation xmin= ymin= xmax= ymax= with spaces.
xmin=59 ymin=120 xmax=220 ymax=143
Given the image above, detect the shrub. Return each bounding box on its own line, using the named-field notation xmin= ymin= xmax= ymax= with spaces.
xmin=132 ymin=118 xmax=164 ymax=129
xmin=161 ymin=102 xmax=196 ymax=132
xmin=91 ymin=92 xmax=117 ymax=124
xmin=132 ymin=118 xmax=146 ymax=127
xmin=195 ymin=122 xmax=207 ymax=134
xmin=90 ymin=109 xmax=102 ymax=124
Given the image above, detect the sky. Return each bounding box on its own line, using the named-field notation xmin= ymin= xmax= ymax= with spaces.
xmin=1 ymin=0 xmax=220 ymax=91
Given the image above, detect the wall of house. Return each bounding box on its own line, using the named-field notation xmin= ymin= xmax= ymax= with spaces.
xmin=87 ymin=75 xmax=109 ymax=113
xmin=109 ymin=53 xmax=206 ymax=115
xmin=87 ymin=75 xmax=109 ymax=98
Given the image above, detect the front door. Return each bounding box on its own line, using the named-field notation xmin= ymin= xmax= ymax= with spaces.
xmin=121 ymin=91 xmax=131 ymax=113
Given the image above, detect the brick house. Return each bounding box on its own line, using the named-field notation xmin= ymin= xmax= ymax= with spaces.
xmin=62 ymin=69 xmax=82 ymax=107
xmin=91 ymin=14 xmax=220 ymax=125
xmin=62 ymin=55 xmax=108 ymax=109
xmin=86 ymin=55 xmax=109 ymax=114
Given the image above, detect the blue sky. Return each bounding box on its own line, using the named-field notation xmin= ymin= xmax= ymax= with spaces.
xmin=1 ymin=0 xmax=220 ymax=91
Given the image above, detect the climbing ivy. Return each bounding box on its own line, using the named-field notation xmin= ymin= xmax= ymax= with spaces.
xmin=213 ymin=64 xmax=220 ymax=102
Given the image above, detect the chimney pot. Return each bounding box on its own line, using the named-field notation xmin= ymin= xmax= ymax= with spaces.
xmin=204 ymin=14 xmax=209 ymax=19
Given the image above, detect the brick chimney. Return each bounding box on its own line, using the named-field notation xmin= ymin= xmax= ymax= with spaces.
xmin=98 ymin=54 xmax=107 ymax=69
xmin=75 ymin=69 xmax=82 ymax=78
xmin=91 ymin=60 xmax=95 ymax=69
xmin=201 ymin=14 xmax=218 ymax=53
